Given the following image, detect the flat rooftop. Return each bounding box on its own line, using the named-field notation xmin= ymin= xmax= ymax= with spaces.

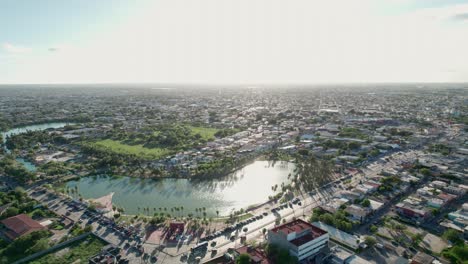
xmin=271 ymin=219 xmax=327 ymax=239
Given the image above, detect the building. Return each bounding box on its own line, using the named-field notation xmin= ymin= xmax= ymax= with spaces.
xmin=312 ymin=222 xmax=360 ymax=250
xmin=232 ymin=245 xmax=272 ymax=264
xmin=395 ymin=203 xmax=430 ymax=222
xmin=328 ymin=246 xmax=373 ymax=264
xmin=0 ymin=214 xmax=46 ymax=240
xmin=410 ymin=252 xmax=435 ymax=264
xmin=268 ymin=219 xmax=329 ymax=262
xmin=345 ymin=205 xmax=371 ymax=223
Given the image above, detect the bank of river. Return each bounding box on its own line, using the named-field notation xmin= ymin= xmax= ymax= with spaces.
xmin=67 ymin=160 xmax=294 ymax=217
xmin=1 ymin=122 xmax=71 ymax=171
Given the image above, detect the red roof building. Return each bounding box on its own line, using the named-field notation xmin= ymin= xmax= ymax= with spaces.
xmin=1 ymin=214 xmax=46 ymax=240
xmin=268 ymin=219 xmax=328 ymax=262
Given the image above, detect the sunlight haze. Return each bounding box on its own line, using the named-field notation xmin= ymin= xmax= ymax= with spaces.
xmin=1 ymin=0 xmax=468 ymax=84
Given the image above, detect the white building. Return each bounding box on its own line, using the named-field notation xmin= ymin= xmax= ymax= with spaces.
xmin=268 ymin=219 xmax=329 ymax=262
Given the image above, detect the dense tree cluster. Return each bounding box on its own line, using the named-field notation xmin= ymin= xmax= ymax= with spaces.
xmin=264 ymin=244 xmax=298 ymax=264
xmin=0 ymin=188 xmax=50 ymax=220
xmin=309 ymin=207 xmax=353 ymax=231
xmin=214 ymin=128 xmax=239 ymax=138
xmin=0 ymin=156 xmax=36 ymax=184
xmin=107 ymin=124 xmax=218 ymax=150
xmin=0 ymin=230 xmax=51 ymax=263
xmin=338 ymin=127 xmax=368 ymax=139
xmin=5 ymin=130 xmax=67 ymax=150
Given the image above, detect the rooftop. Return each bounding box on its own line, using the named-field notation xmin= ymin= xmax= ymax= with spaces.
xmin=235 ymin=246 xmax=272 ymax=264
xmin=1 ymin=214 xmax=46 ymax=240
xmin=271 ymin=219 xmax=327 ymax=239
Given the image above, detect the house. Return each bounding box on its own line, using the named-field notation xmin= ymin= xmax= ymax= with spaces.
xmin=431 ymin=180 xmax=448 ymax=189
xmin=368 ymin=199 xmax=384 ymax=212
xmin=336 ymin=191 xmax=364 ymax=202
xmin=427 ymin=198 xmax=444 ymax=209
xmin=268 ymin=219 xmax=329 ymax=262
xmin=345 ymin=205 xmax=371 ymax=223
xmin=444 ymin=186 xmax=466 ymax=196
xmin=321 ymin=198 xmax=349 ymax=214
xmin=328 ymin=246 xmax=378 ymax=264
xmin=395 ymin=203 xmax=430 ymax=222
xmin=0 ymin=214 xmax=46 ymax=240
xmin=410 ymin=252 xmax=434 ymax=264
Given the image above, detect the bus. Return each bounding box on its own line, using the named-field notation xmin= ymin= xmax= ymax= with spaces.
xmin=191 ymin=241 xmax=208 ymax=253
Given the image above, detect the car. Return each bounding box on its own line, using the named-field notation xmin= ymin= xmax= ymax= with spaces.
xmin=263 ymin=212 xmax=268 ymax=216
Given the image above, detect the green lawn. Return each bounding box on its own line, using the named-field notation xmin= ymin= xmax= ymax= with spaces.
xmin=187 ymin=126 xmax=219 ymax=140
xmin=29 ymin=235 xmax=106 ymax=264
xmin=93 ymin=139 xmax=171 ymax=159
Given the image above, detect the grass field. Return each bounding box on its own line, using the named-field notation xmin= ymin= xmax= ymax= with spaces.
xmin=187 ymin=126 xmax=219 ymax=140
xmin=29 ymin=235 xmax=106 ymax=264
xmin=94 ymin=139 xmax=171 ymax=159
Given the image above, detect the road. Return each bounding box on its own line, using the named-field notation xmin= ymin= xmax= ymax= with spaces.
xmin=200 ymin=186 xmax=338 ymax=263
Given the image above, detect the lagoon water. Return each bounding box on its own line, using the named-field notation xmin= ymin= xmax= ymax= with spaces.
xmin=67 ymin=160 xmax=294 ymax=217
xmin=2 ymin=122 xmax=71 ymax=171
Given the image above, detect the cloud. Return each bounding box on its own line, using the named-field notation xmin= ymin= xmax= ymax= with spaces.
xmin=3 ymin=43 xmax=32 ymax=53
xmin=451 ymin=13 xmax=468 ymax=21
xmin=406 ymin=3 xmax=468 ymax=23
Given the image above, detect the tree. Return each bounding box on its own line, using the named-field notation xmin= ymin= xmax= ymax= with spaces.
xmin=419 ymin=168 xmax=431 ymax=176
xmin=361 ymin=199 xmax=371 ymax=207
xmin=443 ymin=229 xmax=463 ymax=245
xmin=236 ymin=253 xmax=251 ymax=264
xmin=364 ymin=236 xmax=377 ymax=247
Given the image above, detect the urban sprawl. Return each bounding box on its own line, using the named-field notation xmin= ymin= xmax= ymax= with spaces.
xmin=0 ymin=84 xmax=467 ymax=264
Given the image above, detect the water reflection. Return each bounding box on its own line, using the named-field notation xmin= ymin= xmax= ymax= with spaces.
xmin=67 ymin=160 xmax=294 ymax=216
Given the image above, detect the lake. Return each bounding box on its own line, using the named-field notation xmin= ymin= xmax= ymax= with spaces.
xmin=1 ymin=122 xmax=71 ymax=171
xmin=67 ymin=160 xmax=294 ymax=217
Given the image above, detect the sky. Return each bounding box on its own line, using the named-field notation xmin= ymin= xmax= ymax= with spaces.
xmin=1 ymin=0 xmax=468 ymax=84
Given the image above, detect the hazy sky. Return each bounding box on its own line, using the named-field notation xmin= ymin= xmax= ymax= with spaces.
xmin=1 ymin=0 xmax=468 ymax=84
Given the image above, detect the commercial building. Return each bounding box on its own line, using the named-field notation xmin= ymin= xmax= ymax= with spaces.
xmin=268 ymin=219 xmax=329 ymax=262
